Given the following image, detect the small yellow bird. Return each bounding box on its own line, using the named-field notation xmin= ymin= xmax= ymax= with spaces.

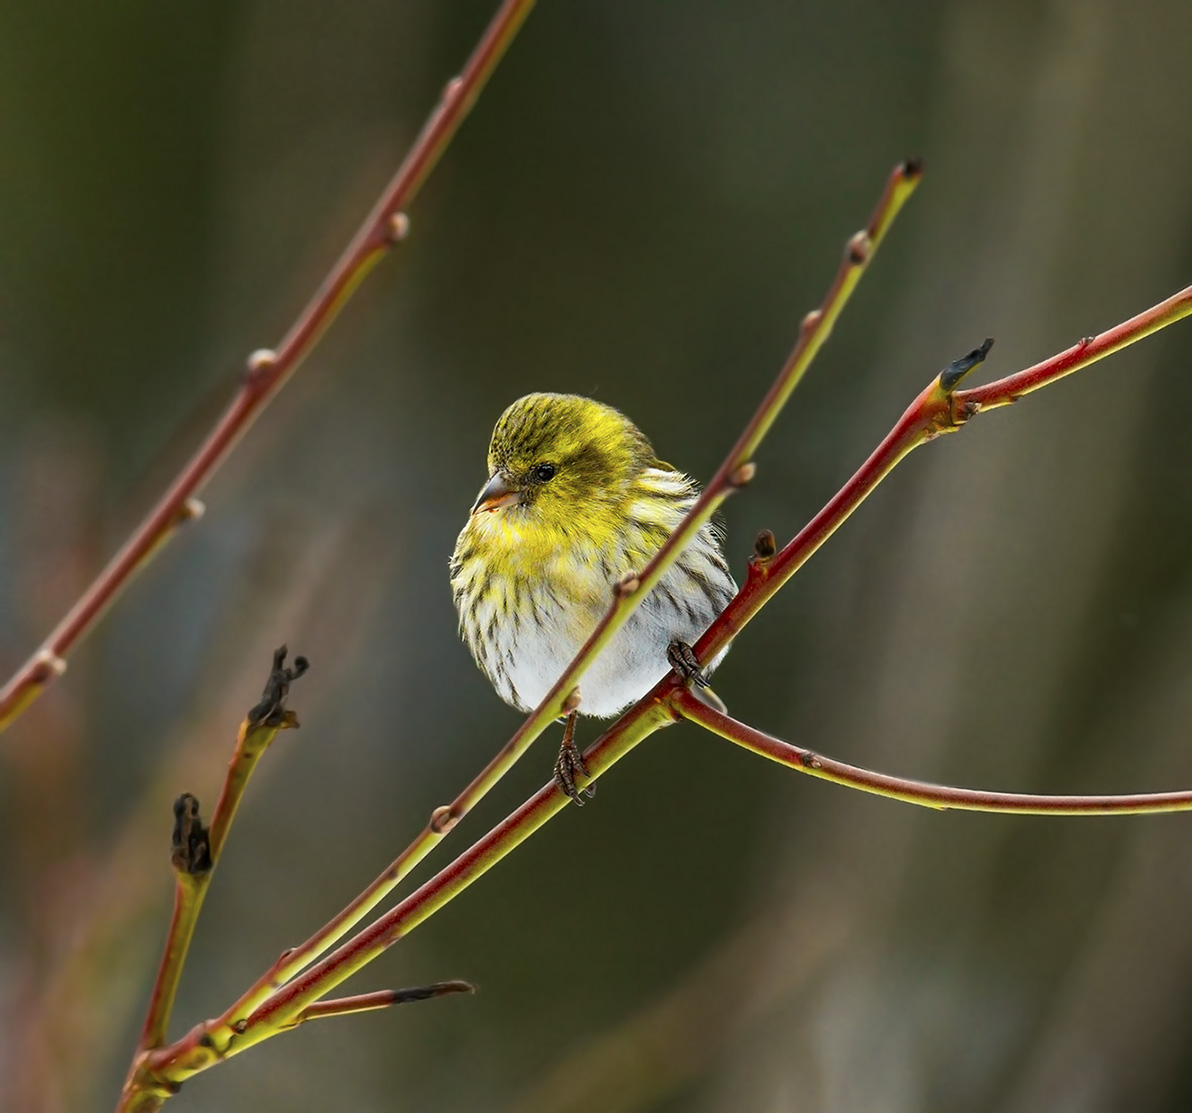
xmin=450 ymin=393 xmax=736 ymax=800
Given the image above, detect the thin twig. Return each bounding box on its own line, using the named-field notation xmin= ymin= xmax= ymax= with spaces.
xmin=694 ymin=284 xmax=1192 ymax=663
xmin=672 ymin=687 xmax=1192 ymax=815
xmin=120 ymin=651 xmax=304 ymax=1109
xmin=127 ymin=161 xmax=920 ymax=1088
xmin=208 ymin=272 xmax=1192 ymax=1064
xmin=0 ymin=0 xmax=538 ymax=736
xmin=209 ymin=162 xmax=923 ymax=1036
xmin=138 ymin=698 xmax=676 ymax=1087
xmin=290 ymin=981 xmax=475 ymax=1027
xmin=121 ymin=180 xmax=1192 ymax=1099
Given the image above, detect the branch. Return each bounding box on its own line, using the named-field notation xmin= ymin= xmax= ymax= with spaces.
xmin=672 ymin=687 xmax=1192 ymax=815
xmin=213 ymin=269 xmax=1192 ymax=1057
xmin=119 ymin=164 xmax=1192 ymax=1101
xmin=189 ymin=160 xmax=923 ymax=1037
xmin=136 ymin=697 xmax=676 ymax=1090
xmin=961 ymin=287 xmax=1192 ymax=410
xmin=467 ymin=157 xmax=922 ymax=779
xmin=693 ymin=283 xmax=1192 ymax=664
xmin=0 ymin=0 xmax=537 ymax=736
xmin=120 ymin=651 xmax=305 ymax=1108
xmin=286 ymin=982 xmax=475 ymax=1028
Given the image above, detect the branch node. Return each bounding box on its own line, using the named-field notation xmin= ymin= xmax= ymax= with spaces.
xmin=180 ymin=497 xmax=206 ymax=522
xmin=615 ymin=573 xmax=641 ymax=596
xmin=430 ymin=805 xmax=459 ymax=835
xmin=800 ymin=752 xmax=822 ymax=770
xmin=386 ymin=212 xmax=411 ymax=243
xmin=938 ymin=337 xmax=994 ymax=394
xmin=751 ymin=529 xmax=777 ymax=563
xmin=245 ymin=349 xmax=278 ymax=381
xmin=800 ymin=309 xmax=823 ymax=334
xmin=171 ymin=793 xmax=213 ymax=875
xmin=562 ymin=686 xmax=582 ymax=713
xmin=246 ymin=646 xmax=309 ymax=729
xmin=33 ymin=648 xmax=67 ymax=679
xmin=444 ymin=75 xmax=464 ymax=101
xmin=846 ymin=231 xmax=872 ymax=266
xmin=1081 ymin=334 xmax=1095 ymax=346
xmin=728 ymin=461 xmax=757 ymax=488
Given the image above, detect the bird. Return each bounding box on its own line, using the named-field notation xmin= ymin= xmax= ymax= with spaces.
xmin=450 ymin=392 xmax=737 ymax=801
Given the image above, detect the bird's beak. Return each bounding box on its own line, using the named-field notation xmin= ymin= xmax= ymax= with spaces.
xmin=471 ymin=472 xmax=521 ymax=515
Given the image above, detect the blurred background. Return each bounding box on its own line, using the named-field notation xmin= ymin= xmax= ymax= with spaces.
xmin=4 ymin=0 xmax=1192 ymax=1109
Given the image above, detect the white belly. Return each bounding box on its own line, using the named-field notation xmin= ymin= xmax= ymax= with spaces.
xmin=467 ymin=552 xmax=735 ymax=718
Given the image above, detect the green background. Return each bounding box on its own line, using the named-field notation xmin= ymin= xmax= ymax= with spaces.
xmin=4 ymin=1 xmax=1192 ymax=1109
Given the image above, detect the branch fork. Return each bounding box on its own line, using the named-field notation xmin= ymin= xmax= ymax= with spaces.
xmin=4 ymin=4 xmax=1172 ymax=1103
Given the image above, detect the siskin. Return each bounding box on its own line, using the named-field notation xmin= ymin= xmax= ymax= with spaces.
xmin=450 ymin=393 xmax=736 ymax=799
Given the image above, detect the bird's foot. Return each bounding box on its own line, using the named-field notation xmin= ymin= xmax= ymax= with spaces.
xmin=553 ymin=710 xmax=596 ymax=805
xmin=668 ymin=640 xmax=728 ymax=714
xmin=667 ymin=640 xmax=709 ymax=687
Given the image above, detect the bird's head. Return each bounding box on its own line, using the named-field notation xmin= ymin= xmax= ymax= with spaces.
xmin=470 ymin=393 xmax=655 ymax=536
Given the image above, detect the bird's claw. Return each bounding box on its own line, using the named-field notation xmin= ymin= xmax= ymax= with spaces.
xmin=667 ymin=640 xmax=709 ymax=688
xmin=553 ymin=711 xmax=595 ymax=805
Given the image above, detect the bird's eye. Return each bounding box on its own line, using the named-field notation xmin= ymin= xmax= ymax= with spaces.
xmin=533 ymin=463 xmax=557 ymax=482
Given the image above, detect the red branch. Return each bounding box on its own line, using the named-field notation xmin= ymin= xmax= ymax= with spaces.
xmin=187 ymin=161 xmax=923 ymax=1037
xmin=122 ymin=199 xmax=1192 ymax=1100
xmin=292 ymin=981 xmax=475 ymax=1026
xmin=672 ymin=688 xmax=1192 ymax=815
xmin=234 ymin=277 xmax=1192 ymax=1031
xmin=0 ymin=0 xmax=538 ymax=735
xmin=694 ymin=282 xmax=1192 ymax=663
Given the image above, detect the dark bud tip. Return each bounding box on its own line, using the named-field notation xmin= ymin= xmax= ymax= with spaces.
xmin=752 ymin=529 xmax=777 ymax=561
xmin=939 ymin=337 xmax=994 ymax=393
xmin=901 ymin=156 xmax=925 ymax=178
xmin=392 ymin=980 xmax=477 ymax=1005
xmin=248 ymin=646 xmax=310 ymax=728
xmin=171 ymin=793 xmax=213 ymax=875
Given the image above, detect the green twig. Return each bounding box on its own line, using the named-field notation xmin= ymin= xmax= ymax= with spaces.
xmin=210 ymin=161 xmax=924 ymax=1036
xmin=120 ymin=650 xmax=305 ymax=1111
xmin=694 ymin=283 xmax=1192 ymax=664
xmin=218 ymin=269 xmax=1192 ymax=1063
xmin=118 ymin=156 xmax=1192 ymax=1103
